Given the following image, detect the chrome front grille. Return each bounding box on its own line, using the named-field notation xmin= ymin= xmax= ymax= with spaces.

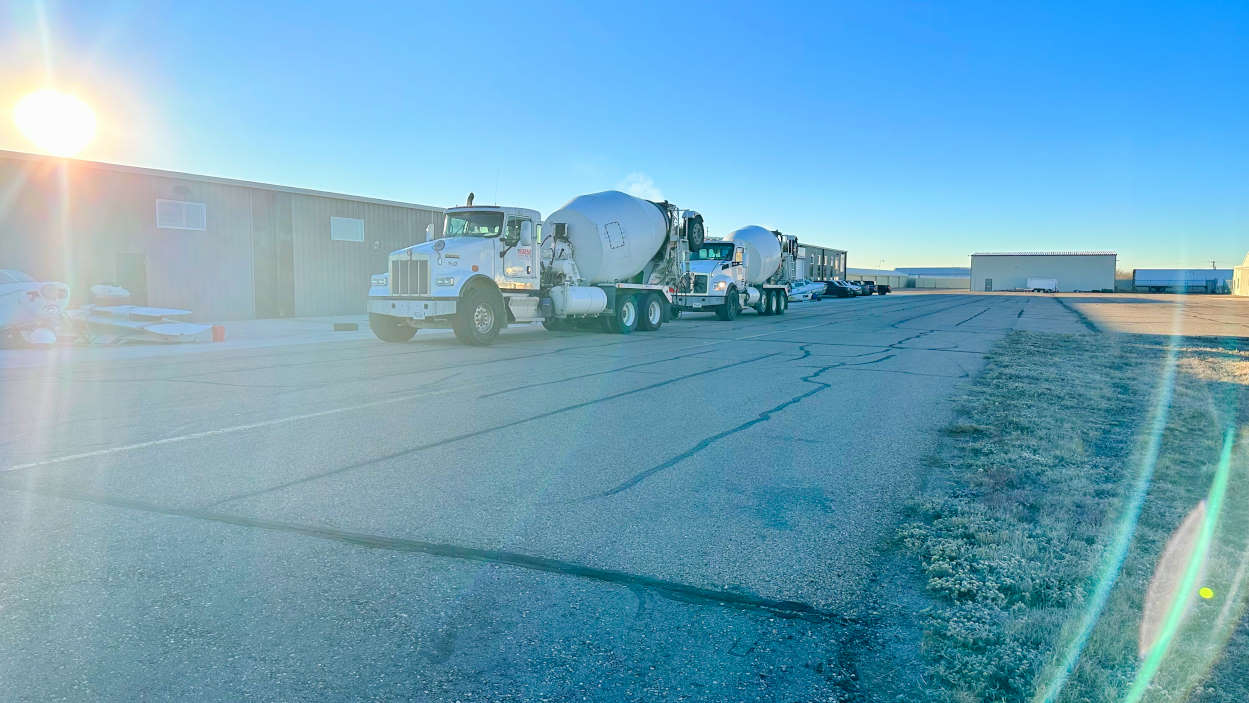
xmin=692 ymin=274 xmax=708 ymax=294
xmin=390 ymin=257 xmax=430 ymax=295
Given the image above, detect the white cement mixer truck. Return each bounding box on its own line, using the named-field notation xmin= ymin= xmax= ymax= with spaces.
xmin=367 ymin=190 xmax=705 ymax=345
xmin=674 ymin=226 xmax=798 ymax=320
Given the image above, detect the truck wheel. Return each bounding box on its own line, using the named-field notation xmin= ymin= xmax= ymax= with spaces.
xmin=759 ymin=290 xmax=775 ymax=316
xmin=777 ymin=292 xmax=788 ymax=315
xmin=638 ymin=292 xmax=664 ymax=331
xmin=670 ymin=306 xmax=681 ymax=320
xmin=602 ymin=294 xmax=639 ymax=334
xmin=715 ymin=288 xmax=740 ymax=321
xmin=369 ymin=313 xmax=417 ymax=342
xmin=453 ymin=288 xmax=503 ymax=345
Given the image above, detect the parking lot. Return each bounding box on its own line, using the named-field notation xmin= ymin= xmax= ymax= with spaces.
xmin=0 ymin=292 xmax=1169 ymax=700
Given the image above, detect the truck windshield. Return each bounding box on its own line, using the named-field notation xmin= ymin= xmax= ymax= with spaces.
xmin=444 ymin=211 xmax=504 ymax=238
xmin=689 ymin=243 xmax=735 ymax=261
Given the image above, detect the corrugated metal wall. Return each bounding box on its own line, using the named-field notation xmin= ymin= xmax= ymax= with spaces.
xmin=911 ymin=276 xmax=971 ymax=289
xmin=290 ymin=195 xmax=443 ymax=316
xmin=1 ymin=158 xmax=257 ymax=320
xmin=1 ymin=152 xmax=445 ymax=320
xmin=970 ymin=255 xmax=1116 ymax=292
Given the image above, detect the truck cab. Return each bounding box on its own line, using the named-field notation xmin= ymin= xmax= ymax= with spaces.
xmin=368 ymin=205 xmax=544 ymax=344
xmin=682 ymin=240 xmax=747 ymax=308
xmin=675 ymin=234 xmax=794 ymax=320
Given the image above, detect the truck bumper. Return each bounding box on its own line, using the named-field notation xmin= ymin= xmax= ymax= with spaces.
xmin=368 ymin=297 xmax=457 ymax=323
xmin=674 ymin=294 xmax=726 ymax=311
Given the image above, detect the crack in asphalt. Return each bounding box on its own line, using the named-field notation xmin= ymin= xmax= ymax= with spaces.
xmin=208 ymin=352 xmax=781 ymax=506
xmin=0 ymin=482 xmax=853 ymax=624
xmin=586 ymin=352 xmax=896 ymax=499
xmin=477 ymin=344 xmax=721 ymax=399
xmin=953 ymin=307 xmax=990 ymax=327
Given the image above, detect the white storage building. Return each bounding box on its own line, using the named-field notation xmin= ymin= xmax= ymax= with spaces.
xmin=970 ymin=251 xmax=1117 ymax=293
xmin=1234 ymin=253 xmax=1249 ymax=296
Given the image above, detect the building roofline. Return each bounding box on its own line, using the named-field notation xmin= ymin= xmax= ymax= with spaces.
xmin=798 ymin=244 xmax=847 ymax=254
xmin=847 ymin=267 xmax=910 ymax=276
xmin=0 ymin=148 xmax=444 ymax=213
xmin=970 ymin=251 xmax=1117 ymax=257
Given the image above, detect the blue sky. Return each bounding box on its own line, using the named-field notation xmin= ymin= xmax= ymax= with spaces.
xmin=2 ymin=0 xmax=1246 ymax=269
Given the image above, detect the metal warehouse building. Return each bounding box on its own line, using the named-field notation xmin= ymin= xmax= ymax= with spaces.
xmin=1 ymin=149 xmax=443 ymax=320
xmin=1132 ymin=268 xmax=1232 ymax=294
xmin=797 ymin=244 xmax=847 ymax=282
xmin=970 ymin=251 xmax=1116 ymax=293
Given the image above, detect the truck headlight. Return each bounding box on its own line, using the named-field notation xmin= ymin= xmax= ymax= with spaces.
xmin=435 ymin=276 xmax=456 ymax=287
xmin=713 ymin=280 xmax=728 ymax=291
xmin=370 ymin=274 xmax=389 ymax=287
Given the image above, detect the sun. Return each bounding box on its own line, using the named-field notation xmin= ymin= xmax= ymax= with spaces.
xmin=14 ymin=90 xmax=97 ymax=157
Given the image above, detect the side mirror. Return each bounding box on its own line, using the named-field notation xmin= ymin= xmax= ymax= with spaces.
xmin=520 ymin=221 xmax=534 ymax=247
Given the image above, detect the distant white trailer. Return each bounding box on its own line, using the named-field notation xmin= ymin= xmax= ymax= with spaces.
xmin=1026 ymin=277 xmax=1058 ymax=293
xmin=970 ymin=252 xmax=1116 ymax=293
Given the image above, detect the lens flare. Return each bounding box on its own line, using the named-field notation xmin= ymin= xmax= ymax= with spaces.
xmin=13 ymin=90 xmax=97 ymax=157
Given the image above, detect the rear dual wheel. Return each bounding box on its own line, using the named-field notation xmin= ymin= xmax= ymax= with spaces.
xmin=637 ymin=292 xmax=664 ymax=332
xmin=601 ymin=294 xmax=639 ymax=334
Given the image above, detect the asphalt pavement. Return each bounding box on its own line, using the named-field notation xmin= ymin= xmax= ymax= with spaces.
xmin=0 ymin=293 xmax=1086 ymax=701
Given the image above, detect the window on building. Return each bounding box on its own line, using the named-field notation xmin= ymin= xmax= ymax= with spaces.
xmin=330 ymin=216 xmax=365 ymax=242
xmin=156 ymin=199 xmax=206 ymax=230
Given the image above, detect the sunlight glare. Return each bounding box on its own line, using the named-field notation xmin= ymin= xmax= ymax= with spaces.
xmin=13 ymin=90 xmax=97 ymax=157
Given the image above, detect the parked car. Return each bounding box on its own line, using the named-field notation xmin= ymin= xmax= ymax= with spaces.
xmin=824 ymin=280 xmax=853 ymax=298
xmin=842 ymin=280 xmax=863 ymax=296
xmin=853 ymin=280 xmax=877 ymax=295
xmin=875 ymin=283 xmax=891 ymax=295
xmin=788 ymin=279 xmax=826 ymax=302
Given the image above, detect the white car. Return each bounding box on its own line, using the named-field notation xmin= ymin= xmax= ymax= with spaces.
xmin=1 ymin=269 xmax=70 ymax=344
xmin=787 ymin=279 xmax=826 ymax=302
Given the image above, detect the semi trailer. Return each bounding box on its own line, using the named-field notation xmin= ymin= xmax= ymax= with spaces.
xmin=367 ymin=190 xmax=705 ymax=345
xmin=674 ymin=225 xmax=797 ymax=320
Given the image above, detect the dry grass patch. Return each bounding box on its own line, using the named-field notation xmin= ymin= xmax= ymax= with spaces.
xmin=900 ymin=331 xmax=1249 ymax=702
